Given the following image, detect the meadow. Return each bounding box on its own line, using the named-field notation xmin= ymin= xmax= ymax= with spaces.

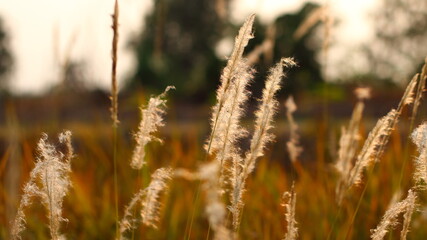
xmin=1 ymin=4 xmax=427 ymax=240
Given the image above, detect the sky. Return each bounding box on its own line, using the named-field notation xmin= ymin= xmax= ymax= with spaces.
xmin=0 ymin=0 xmax=379 ymax=94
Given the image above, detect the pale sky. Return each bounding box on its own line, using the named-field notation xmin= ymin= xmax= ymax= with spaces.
xmin=0 ymin=0 xmax=379 ymax=94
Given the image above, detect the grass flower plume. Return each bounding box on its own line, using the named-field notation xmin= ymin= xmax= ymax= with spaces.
xmin=206 ymin=14 xmax=255 ymax=156
xmin=230 ymin=58 xmax=296 ymax=230
xmin=12 ymin=131 xmax=73 ymax=240
xmin=411 ymin=122 xmax=427 ymax=189
xmin=370 ymin=190 xmax=417 ymax=240
xmin=131 ymin=86 xmax=174 ymax=169
xmin=119 ymin=168 xmax=172 ymax=239
xmin=283 ymin=184 xmax=298 ymax=240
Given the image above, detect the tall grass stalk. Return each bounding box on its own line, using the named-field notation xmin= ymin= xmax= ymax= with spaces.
xmin=126 ymin=85 xmax=173 ymax=239
xmin=335 ymin=88 xmax=367 ymax=204
xmin=110 ymin=0 xmax=120 ymax=238
xmin=344 ymin=72 xmax=418 ymax=239
xmin=327 ymin=88 xmax=369 ymax=240
xmin=398 ymin=59 xmax=427 ymax=188
xmin=205 ymin=14 xmax=255 ymax=158
xmin=186 ymin=14 xmax=255 ymax=240
xmin=231 ymin=58 xmax=296 ymax=231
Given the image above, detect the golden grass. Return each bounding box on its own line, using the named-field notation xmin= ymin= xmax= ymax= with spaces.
xmin=2 ymin=11 xmax=427 ymax=240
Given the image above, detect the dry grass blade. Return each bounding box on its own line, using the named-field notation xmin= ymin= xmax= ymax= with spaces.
xmin=293 ymin=6 xmax=327 ymax=40
xmin=110 ymin=1 xmax=120 ymax=237
xmin=110 ymin=0 xmax=119 ymax=126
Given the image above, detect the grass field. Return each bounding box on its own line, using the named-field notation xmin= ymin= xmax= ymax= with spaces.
xmin=1 ymin=7 xmax=427 ymax=240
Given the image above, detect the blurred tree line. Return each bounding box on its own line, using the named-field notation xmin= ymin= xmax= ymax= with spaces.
xmin=127 ymin=0 xmax=323 ymax=102
xmin=363 ymin=0 xmax=427 ymax=83
xmin=0 ymin=0 xmax=425 ymax=97
xmin=0 ymin=17 xmax=13 ymax=92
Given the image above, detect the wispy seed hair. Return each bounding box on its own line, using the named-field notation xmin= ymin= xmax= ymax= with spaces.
xmin=347 ymin=109 xmax=397 ymax=187
xmin=119 ymin=168 xmax=172 ymax=239
xmin=206 ymin=14 xmax=255 ymax=155
xmin=131 ymin=86 xmax=174 ymax=169
xmin=411 ymin=122 xmax=427 ymax=189
xmin=11 ymin=131 xmax=73 ymax=240
xmin=335 ymin=89 xmax=366 ymax=203
xmin=400 ymin=190 xmax=417 ymax=240
xmin=285 ymin=96 xmax=303 ymax=163
xmin=230 ymin=58 xmax=296 ymax=230
xmin=174 ymin=162 xmax=232 ymax=239
xmin=140 ymin=168 xmax=172 ymax=228
xmin=243 ymin=58 xmax=296 ymax=176
xmin=370 ymin=190 xmax=417 ymax=240
xmin=283 ymin=183 xmax=298 ymax=240
xmin=411 ymin=58 xmax=427 ymax=121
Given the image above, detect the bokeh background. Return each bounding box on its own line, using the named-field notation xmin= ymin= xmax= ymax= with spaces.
xmin=0 ymin=0 xmax=427 ymax=239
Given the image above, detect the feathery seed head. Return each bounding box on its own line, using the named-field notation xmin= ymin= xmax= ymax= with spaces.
xmin=285 ymin=96 xmax=303 ymax=163
xmin=402 ymin=74 xmax=418 ymax=106
xmin=207 ymin=14 xmax=255 ymax=156
xmin=227 ymin=58 xmax=296 ymax=231
xmin=348 ymin=109 xmax=397 ymax=187
xmin=371 ymin=190 xmax=417 ymax=240
xmin=335 ymin=96 xmax=365 ymax=203
xmin=411 ymin=122 xmax=427 ymax=150
xmin=119 ymin=167 xmax=172 ymax=239
xmin=140 ymin=168 xmax=173 ymax=228
xmin=285 ymin=96 xmax=297 ymax=113
xmin=12 ymin=131 xmax=73 ymax=240
xmin=354 ymin=87 xmax=371 ymax=100
xmin=244 ymin=58 xmax=296 ymax=175
xmin=131 ymin=86 xmax=174 ymax=169
xmin=283 ymin=183 xmax=298 ymax=240
xmin=411 ymin=122 xmax=427 ymax=188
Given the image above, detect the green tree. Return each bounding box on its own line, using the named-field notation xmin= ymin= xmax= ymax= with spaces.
xmin=0 ymin=17 xmax=13 ymax=90
xmin=248 ymin=2 xmax=323 ymax=96
xmin=364 ymin=0 xmax=427 ymax=82
xmin=128 ymin=0 xmax=225 ymax=101
xmin=128 ymin=1 xmax=323 ymax=100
